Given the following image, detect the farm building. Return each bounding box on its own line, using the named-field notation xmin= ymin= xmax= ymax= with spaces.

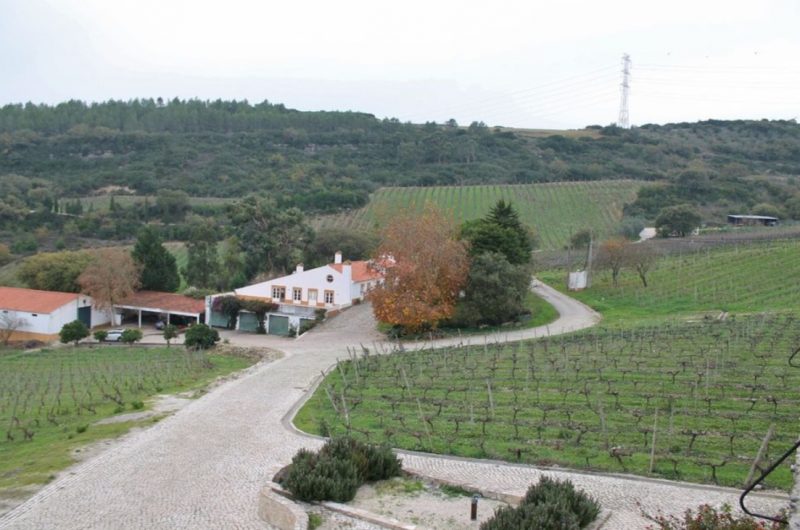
xmin=206 ymin=252 xmax=385 ymax=335
xmin=727 ymin=214 xmax=779 ymax=227
xmin=0 ymin=287 xmax=110 ymax=342
xmin=114 ymin=291 xmax=206 ymax=328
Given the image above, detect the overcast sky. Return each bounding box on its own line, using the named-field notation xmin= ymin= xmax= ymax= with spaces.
xmin=1 ymin=0 xmax=798 ymax=129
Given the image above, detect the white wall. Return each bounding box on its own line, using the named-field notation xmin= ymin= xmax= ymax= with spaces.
xmin=236 ymin=264 xmax=354 ymax=308
xmin=1 ymin=295 xmax=111 ymax=338
xmin=1 ymin=308 xmax=55 ymax=335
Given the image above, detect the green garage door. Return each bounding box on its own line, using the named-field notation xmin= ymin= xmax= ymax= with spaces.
xmin=238 ymin=312 xmax=259 ymax=332
xmin=77 ymin=306 xmax=91 ymax=328
xmin=268 ymin=315 xmax=289 ymax=336
xmin=210 ymin=310 xmax=228 ymax=328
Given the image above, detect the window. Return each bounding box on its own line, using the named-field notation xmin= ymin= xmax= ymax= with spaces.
xmin=31 ymin=314 xmax=38 ymax=317
xmin=292 ymin=288 xmax=302 ymax=301
xmin=324 ymin=290 xmax=334 ymax=304
xmin=271 ymin=286 xmax=285 ymax=300
xmin=326 ymin=274 xmax=334 ymax=283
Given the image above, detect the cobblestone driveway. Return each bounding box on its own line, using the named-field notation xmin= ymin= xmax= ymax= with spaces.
xmin=0 ymin=282 xmax=787 ymax=529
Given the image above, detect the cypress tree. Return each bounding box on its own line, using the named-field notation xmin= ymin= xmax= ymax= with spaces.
xmin=132 ymin=226 xmax=180 ymax=292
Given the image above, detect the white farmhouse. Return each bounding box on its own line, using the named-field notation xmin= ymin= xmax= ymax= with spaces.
xmin=206 ymin=252 xmax=384 ymax=335
xmin=0 ymin=287 xmax=110 ymax=342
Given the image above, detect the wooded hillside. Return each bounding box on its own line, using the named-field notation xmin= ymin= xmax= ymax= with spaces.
xmin=0 ymin=100 xmax=798 ymax=251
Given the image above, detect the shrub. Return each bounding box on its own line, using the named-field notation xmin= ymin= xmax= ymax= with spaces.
xmin=120 ymin=328 xmax=143 ymax=345
xmin=645 ymin=503 xmax=785 ymax=530
xmin=320 ymin=436 xmax=402 ymax=482
xmin=59 ymin=320 xmax=89 ymax=345
xmin=283 ymin=449 xmax=361 ymax=502
xmin=481 ymin=477 xmax=599 ymax=530
xmin=522 ymin=476 xmax=600 ymax=528
xmin=162 ymin=324 xmax=179 ymax=347
xmin=93 ymin=330 xmax=108 ymax=342
xmin=184 ymin=323 xmax=220 ymax=350
xmin=282 ymin=437 xmax=402 ymax=502
xmin=307 ymin=513 xmax=323 ymax=530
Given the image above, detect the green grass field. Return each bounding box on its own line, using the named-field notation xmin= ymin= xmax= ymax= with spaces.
xmin=313 ymin=180 xmax=642 ymax=250
xmin=296 ymin=314 xmax=800 ymax=489
xmin=0 ymin=346 xmax=254 ymax=492
xmin=539 ymin=240 xmax=800 ymax=324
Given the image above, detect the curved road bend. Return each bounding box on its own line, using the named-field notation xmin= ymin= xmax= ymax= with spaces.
xmin=0 ymin=281 xmax=786 ymax=529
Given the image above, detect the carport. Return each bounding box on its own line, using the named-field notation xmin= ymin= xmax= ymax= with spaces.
xmin=115 ymin=291 xmax=205 ymax=328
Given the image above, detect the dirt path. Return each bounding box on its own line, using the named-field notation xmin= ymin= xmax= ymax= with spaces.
xmin=0 ymin=282 xmax=786 ymax=529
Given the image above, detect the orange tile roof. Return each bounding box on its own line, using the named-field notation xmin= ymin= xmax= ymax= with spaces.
xmin=329 ymin=261 xmax=384 ymax=282
xmin=0 ymin=286 xmax=79 ymax=314
xmin=116 ymin=291 xmax=205 ymax=315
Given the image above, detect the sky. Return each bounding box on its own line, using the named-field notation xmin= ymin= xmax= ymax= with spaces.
xmin=1 ymin=0 xmax=798 ymax=129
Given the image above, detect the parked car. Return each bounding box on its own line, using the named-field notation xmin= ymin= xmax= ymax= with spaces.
xmin=155 ymin=320 xmax=165 ymax=330
xmin=105 ymin=329 xmax=125 ymax=342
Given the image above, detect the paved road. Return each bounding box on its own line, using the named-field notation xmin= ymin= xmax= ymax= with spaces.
xmin=0 ymin=282 xmax=787 ymax=529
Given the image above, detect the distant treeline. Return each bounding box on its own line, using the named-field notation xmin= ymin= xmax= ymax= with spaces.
xmin=0 ymin=99 xmax=799 ymax=244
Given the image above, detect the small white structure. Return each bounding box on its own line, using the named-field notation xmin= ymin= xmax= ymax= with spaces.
xmin=639 ymin=227 xmax=657 ymax=241
xmin=568 ymin=271 xmax=588 ymax=291
xmin=207 ymin=252 xmax=385 ymax=335
xmin=0 ymin=287 xmax=110 ymax=342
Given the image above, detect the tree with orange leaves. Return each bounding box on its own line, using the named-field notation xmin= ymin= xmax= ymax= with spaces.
xmin=370 ymin=205 xmax=469 ymax=334
xmin=78 ymin=248 xmax=142 ymax=321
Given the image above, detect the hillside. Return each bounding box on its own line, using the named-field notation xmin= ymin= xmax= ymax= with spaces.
xmin=1 ymin=101 xmax=799 ymax=215
xmin=314 ymin=180 xmax=642 ymax=250
xmin=540 ymin=239 xmax=800 ymax=322
xmin=1 ymin=100 xmax=799 ymax=256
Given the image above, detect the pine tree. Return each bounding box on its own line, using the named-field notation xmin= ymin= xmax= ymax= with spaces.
xmin=132 ymin=226 xmax=180 ymax=292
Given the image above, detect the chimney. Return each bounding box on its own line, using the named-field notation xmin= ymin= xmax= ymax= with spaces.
xmin=296 ymin=263 xmax=304 ymax=273
xmin=334 ymin=251 xmax=342 ymax=264
xmin=343 ymin=260 xmax=352 ymax=282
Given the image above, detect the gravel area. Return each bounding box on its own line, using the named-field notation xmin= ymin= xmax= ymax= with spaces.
xmin=348 ymin=479 xmax=505 ymax=529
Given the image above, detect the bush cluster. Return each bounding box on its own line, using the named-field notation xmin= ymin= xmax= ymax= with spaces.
xmin=646 ymin=503 xmax=785 ymax=530
xmin=481 ymin=477 xmax=600 ymax=530
xmin=282 ymin=437 xmax=402 ymax=502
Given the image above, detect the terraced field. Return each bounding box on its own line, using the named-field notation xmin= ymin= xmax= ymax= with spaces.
xmin=314 ymin=180 xmax=642 ymax=250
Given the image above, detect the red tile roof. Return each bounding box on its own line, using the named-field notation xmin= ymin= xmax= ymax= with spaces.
xmin=329 ymin=261 xmax=384 ymax=282
xmin=116 ymin=291 xmax=205 ymax=315
xmin=0 ymin=287 xmax=79 ymax=314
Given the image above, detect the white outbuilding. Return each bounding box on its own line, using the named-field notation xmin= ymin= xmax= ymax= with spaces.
xmin=0 ymin=287 xmax=110 ymax=342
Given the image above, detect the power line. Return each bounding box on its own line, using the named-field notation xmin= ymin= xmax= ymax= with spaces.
xmin=430 ymin=64 xmax=618 ymax=117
